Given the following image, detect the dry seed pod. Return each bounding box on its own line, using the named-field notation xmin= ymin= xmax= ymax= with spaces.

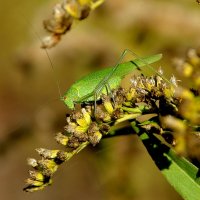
xmin=41 ymin=0 xmax=104 ymax=48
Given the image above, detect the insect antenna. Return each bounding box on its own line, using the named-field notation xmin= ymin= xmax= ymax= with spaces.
xmin=18 ymin=13 xmax=63 ymax=101
xmin=31 ymin=29 xmax=63 ymax=101
xmin=43 ymin=48 xmax=63 ymax=100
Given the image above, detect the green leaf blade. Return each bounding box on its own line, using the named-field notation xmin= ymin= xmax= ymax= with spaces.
xmin=162 ymin=151 xmax=200 ymax=200
xmin=136 ymin=131 xmax=200 ymax=200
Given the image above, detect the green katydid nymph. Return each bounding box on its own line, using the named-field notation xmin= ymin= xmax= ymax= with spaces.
xmin=61 ymin=50 xmax=164 ymax=110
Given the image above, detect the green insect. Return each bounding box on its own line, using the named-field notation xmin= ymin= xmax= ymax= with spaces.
xmin=61 ymin=50 xmax=164 ymax=110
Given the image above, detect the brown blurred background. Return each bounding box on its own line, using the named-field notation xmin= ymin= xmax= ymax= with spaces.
xmin=0 ymin=0 xmax=200 ymax=199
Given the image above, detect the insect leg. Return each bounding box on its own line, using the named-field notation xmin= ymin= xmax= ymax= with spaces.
xmin=78 ymin=49 xmax=138 ymax=106
xmin=93 ymin=49 xmax=130 ymax=92
xmin=81 ymin=49 xmax=169 ymax=113
xmin=75 ymin=92 xmax=94 ymax=103
xmin=105 ymin=83 xmax=116 ymax=105
xmin=94 ymin=49 xmax=170 ymax=94
xmin=93 ymin=82 xmax=108 ymax=116
xmin=86 ymin=49 xmax=131 ymax=113
xmin=121 ymin=49 xmax=171 ymax=84
xmin=94 ymin=91 xmax=98 ymax=115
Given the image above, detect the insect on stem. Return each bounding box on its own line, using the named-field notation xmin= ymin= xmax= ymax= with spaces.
xmin=90 ymin=49 xmax=171 ymax=110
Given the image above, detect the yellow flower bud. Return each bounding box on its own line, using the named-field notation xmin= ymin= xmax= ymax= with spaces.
xmin=29 ymin=171 xmax=44 ymax=182
xmin=36 ymin=148 xmax=60 ymax=159
xmin=26 ymin=178 xmax=43 ymax=187
xmin=182 ymin=62 xmax=193 ymax=77
xmin=64 ymin=1 xmax=81 ymax=19
xmin=89 ymin=131 xmax=102 ymax=146
xmin=55 ymin=132 xmax=69 ymax=146
xmin=82 ymin=108 xmax=91 ymax=125
xmin=104 ymin=100 xmax=114 ymax=114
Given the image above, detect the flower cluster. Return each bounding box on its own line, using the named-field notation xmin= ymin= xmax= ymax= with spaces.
xmin=24 ymin=72 xmax=179 ymax=192
xmin=41 ymin=0 xmax=104 ymax=48
xmin=162 ymin=48 xmax=200 ymax=156
xmin=174 ymin=48 xmax=200 ymax=87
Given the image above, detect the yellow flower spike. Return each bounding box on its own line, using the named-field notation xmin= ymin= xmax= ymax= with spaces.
xmin=163 ymin=86 xmax=175 ymax=99
xmin=194 ymin=74 xmax=200 ymax=87
xmin=95 ymin=106 xmax=112 ymax=122
xmin=66 ymin=116 xmax=72 ymax=123
xmin=55 ymin=132 xmax=69 ymax=146
xmin=126 ymin=88 xmax=136 ymax=101
xmin=45 ymin=160 xmax=57 ymax=170
xmin=102 ymin=96 xmax=114 ymax=114
xmin=103 ymin=115 xmax=112 ymax=122
xmin=36 ymin=148 xmax=60 ymax=159
xmin=137 ymin=81 xmax=144 ymax=89
xmin=64 ymin=1 xmax=81 ymax=19
xmin=156 ymin=76 xmax=163 ymax=87
xmin=175 ymin=87 xmax=194 ymax=100
xmin=104 ymin=101 xmax=114 ymax=114
xmin=162 ymin=115 xmax=186 ymax=133
xmin=66 ymin=124 xmax=77 ymax=134
xmin=82 ymin=108 xmax=91 ymax=125
xmin=182 ymin=62 xmax=193 ymax=77
xmin=24 ymin=185 xmax=44 ymax=192
xmin=66 ymin=120 xmax=79 ymax=134
xmin=89 ymin=131 xmax=102 ymax=146
xmin=90 ymin=0 xmax=105 ymax=9
xmin=53 ymin=4 xmax=67 ymax=22
xmin=180 ymin=98 xmax=200 ymax=123
xmin=38 ymin=160 xmax=58 ymax=174
xmin=67 ymin=138 xmax=80 ymax=149
xmin=29 ymin=171 xmax=44 ymax=182
xmin=75 ymin=125 xmax=88 ymax=133
xmin=174 ymin=133 xmax=186 ymax=155
xmin=56 ymin=151 xmax=68 ymax=163
xmin=87 ymin=122 xmax=102 ymax=145
xmin=145 ymin=81 xmax=153 ymax=91
xmin=187 ymin=49 xmax=200 ymax=66
xmin=76 ymin=117 xmax=88 ymax=127
xmin=72 ymin=110 xmax=89 ymax=127
xmin=43 ymin=3 xmax=73 ymax=35
xmin=65 ymin=152 xmax=74 ymax=161
xmin=24 ymin=178 xmax=52 ymax=192
xmin=64 ymin=0 xmax=91 ymax=20
xmin=189 ymin=56 xmax=200 ymax=66
xmin=41 ymin=34 xmax=61 ymax=49
xmin=78 ymin=0 xmax=91 ymax=6
xmin=26 ymin=178 xmax=44 ymax=187
xmin=27 ymin=158 xmax=38 ymax=168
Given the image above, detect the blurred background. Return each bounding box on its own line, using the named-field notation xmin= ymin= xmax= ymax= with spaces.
xmin=0 ymin=0 xmax=200 ymax=199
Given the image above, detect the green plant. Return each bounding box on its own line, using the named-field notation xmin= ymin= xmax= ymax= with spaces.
xmin=23 ymin=50 xmax=200 ymax=199
xmin=23 ymin=1 xmax=200 ymax=200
